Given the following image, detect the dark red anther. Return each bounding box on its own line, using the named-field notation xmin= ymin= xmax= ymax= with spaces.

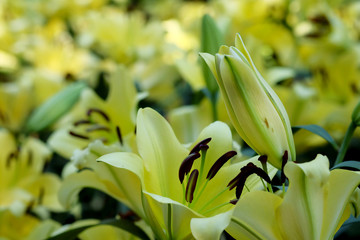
xmin=73 ymin=119 xmax=92 ymax=126
xmin=207 ymin=150 xmax=237 ymax=180
xmin=69 ymin=131 xmax=89 ymax=140
xmin=185 ymin=169 xmax=199 ymax=203
xmin=27 ymin=150 xmax=33 ymax=166
xmin=179 ymin=152 xmax=201 ymax=184
xmin=190 ymin=138 xmax=212 ymax=154
xmin=6 ymin=152 xmax=16 ymax=168
xmin=87 ymin=108 xmax=110 ymax=122
xmin=228 ymin=162 xmax=271 ymax=199
xmin=199 ymin=144 xmax=209 ymax=151
xmin=258 ymin=155 xmax=268 ymax=164
xmin=281 ymin=150 xmax=288 ymax=184
xmin=116 ymin=126 xmax=123 ymax=145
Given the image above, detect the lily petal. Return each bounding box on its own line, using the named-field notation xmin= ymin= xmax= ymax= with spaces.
xmin=191 ymin=210 xmax=233 ymax=240
xmin=136 ymin=108 xmax=188 ymax=200
xmin=321 ymin=168 xmax=360 ymax=239
xmin=227 ymin=191 xmax=282 ymax=240
xmin=142 ymin=191 xmax=201 ymax=240
xmin=277 ymin=154 xmax=330 ymax=240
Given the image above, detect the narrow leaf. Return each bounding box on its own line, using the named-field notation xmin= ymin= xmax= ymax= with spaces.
xmin=331 ymin=161 xmax=360 ymax=171
xmin=24 ymin=81 xmax=87 ymax=133
xmin=292 ymin=124 xmax=339 ymax=150
xmin=47 ymin=218 xmax=150 ymax=240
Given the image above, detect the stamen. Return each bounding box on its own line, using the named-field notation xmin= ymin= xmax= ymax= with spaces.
xmin=258 ymin=155 xmax=268 ymax=175
xmin=198 ymin=144 xmax=210 ymax=181
xmin=38 ymin=187 xmax=45 ymax=205
xmin=281 ymin=150 xmax=288 ymax=184
xmin=87 ymin=108 xmax=110 ymax=122
xmin=185 ymin=169 xmax=199 ymax=203
xmin=199 ymin=144 xmax=209 ymax=151
xmin=86 ymin=125 xmax=110 ymax=132
xmin=6 ymin=152 xmax=16 ymax=168
xmin=227 ymin=162 xmax=271 ymax=199
xmin=0 ymin=110 xmax=7 ymax=122
xmin=230 ymin=199 xmax=238 ymax=205
xmin=69 ymin=131 xmax=89 ymax=140
xmin=190 ymin=138 xmax=212 ymax=154
xmin=27 ymin=150 xmax=33 ymax=166
xmin=258 ymin=155 xmax=268 ymax=164
xmin=202 ymin=201 xmax=230 ymax=215
xmin=116 ymin=126 xmax=123 ymax=145
xmin=207 ymin=150 xmax=237 ymax=180
xmin=73 ymin=119 xmax=92 ymax=126
xmin=179 ymin=152 xmax=200 ymax=184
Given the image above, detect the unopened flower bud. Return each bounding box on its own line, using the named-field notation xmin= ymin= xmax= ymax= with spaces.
xmin=200 ymin=33 xmax=296 ymax=169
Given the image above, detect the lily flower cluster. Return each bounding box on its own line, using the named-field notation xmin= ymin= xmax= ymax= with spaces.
xmin=0 ymin=0 xmax=360 ymax=240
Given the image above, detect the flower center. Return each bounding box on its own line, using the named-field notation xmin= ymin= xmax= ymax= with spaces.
xmin=178 ymin=138 xmax=272 ymax=215
xmin=68 ymin=108 xmax=123 ymax=146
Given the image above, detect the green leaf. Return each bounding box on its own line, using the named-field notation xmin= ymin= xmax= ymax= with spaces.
xmin=200 ymin=14 xmax=223 ymax=95
xmin=334 ymin=216 xmax=360 ymax=239
xmin=47 ymin=218 xmax=150 ymax=240
xmin=331 ymin=161 xmax=360 ymax=171
xmin=292 ymin=124 xmax=339 ymax=150
xmin=24 ymin=81 xmax=87 ymax=133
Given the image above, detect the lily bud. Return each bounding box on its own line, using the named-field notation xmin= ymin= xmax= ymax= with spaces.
xmin=200 ymin=33 xmax=296 ymax=169
xmin=25 ymin=81 xmax=87 ymax=133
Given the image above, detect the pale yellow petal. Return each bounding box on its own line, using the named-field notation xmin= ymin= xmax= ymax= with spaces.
xmin=227 ymin=191 xmax=282 ymax=240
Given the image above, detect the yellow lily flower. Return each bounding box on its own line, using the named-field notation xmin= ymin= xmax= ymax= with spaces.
xmin=49 ymin=219 xmax=151 ymax=240
xmin=200 ymin=33 xmax=296 ymax=169
xmin=48 ymin=66 xmax=141 ymax=160
xmin=0 ymin=80 xmax=34 ymax=133
xmin=0 ymin=129 xmax=62 ymax=216
xmin=0 ymin=209 xmax=60 ymax=240
xmin=59 ymin=108 xmax=276 ymax=239
xmin=0 ymin=210 xmax=40 ymax=240
xmin=226 ymin=154 xmax=360 ymax=240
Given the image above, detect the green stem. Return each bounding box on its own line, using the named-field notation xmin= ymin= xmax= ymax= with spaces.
xmin=182 ymin=182 xmax=186 ymax=204
xmin=198 ymin=187 xmax=229 ymax=212
xmin=198 ymin=149 xmax=207 ymax=182
xmin=334 ymin=121 xmax=357 ymax=166
xmin=211 ymin=96 xmax=218 ymax=121
xmin=202 ymin=201 xmax=230 ymax=215
xmin=190 ymin=179 xmax=209 ymax=207
xmin=268 ymin=183 xmax=273 ymax=193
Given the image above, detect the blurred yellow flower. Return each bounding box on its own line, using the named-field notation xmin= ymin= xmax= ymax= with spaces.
xmin=0 ymin=129 xmax=62 ymax=216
